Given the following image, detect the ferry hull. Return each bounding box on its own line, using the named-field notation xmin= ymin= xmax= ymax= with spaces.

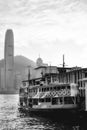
xmin=19 ymin=106 xmax=87 ymax=122
xmin=18 ymin=106 xmax=80 ymax=120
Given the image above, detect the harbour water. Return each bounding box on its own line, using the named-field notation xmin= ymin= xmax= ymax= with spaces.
xmin=0 ymin=95 xmax=86 ymax=130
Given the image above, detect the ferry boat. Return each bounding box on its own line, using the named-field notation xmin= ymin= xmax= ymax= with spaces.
xmin=18 ymin=70 xmax=81 ymax=117
xmin=18 ymin=56 xmax=87 ymax=118
xmin=19 ymin=82 xmax=79 ymax=115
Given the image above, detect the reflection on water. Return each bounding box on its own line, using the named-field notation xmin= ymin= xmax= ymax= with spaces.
xmin=0 ymin=95 xmax=86 ymax=130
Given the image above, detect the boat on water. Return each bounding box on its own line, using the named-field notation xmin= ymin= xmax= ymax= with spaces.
xmin=18 ymin=59 xmax=85 ymax=117
xmin=18 ymin=56 xmax=87 ymax=118
xmin=19 ymin=82 xmax=80 ymax=116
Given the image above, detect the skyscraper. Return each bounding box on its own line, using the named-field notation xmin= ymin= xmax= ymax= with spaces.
xmin=4 ymin=29 xmax=14 ymax=93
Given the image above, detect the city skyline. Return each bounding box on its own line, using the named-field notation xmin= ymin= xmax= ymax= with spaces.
xmin=0 ymin=0 xmax=87 ymax=67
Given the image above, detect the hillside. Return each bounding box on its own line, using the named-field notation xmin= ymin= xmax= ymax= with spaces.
xmin=14 ymin=55 xmax=36 ymax=72
xmin=0 ymin=55 xmax=36 ymax=69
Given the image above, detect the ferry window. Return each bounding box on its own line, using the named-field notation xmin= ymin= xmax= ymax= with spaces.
xmin=47 ymin=87 xmax=49 ymax=91
xmin=64 ymin=97 xmax=74 ymax=104
xmin=19 ymin=88 xmax=22 ymax=93
xmin=67 ymin=86 xmax=70 ymax=89
xmin=50 ymin=87 xmax=52 ymax=91
xmin=24 ymin=97 xmax=27 ymax=105
xmin=46 ymin=98 xmax=51 ymax=102
xmin=43 ymin=88 xmax=45 ymax=92
xmin=29 ymin=98 xmax=32 ymax=102
xmin=54 ymin=86 xmax=56 ymax=90
xmin=58 ymin=86 xmax=61 ymax=90
xmin=85 ymin=73 xmax=87 ymax=77
xmin=33 ymin=99 xmax=38 ymax=105
xmin=39 ymin=88 xmax=41 ymax=92
xmin=56 ymin=87 xmax=59 ymax=91
xmin=44 ymin=88 xmax=46 ymax=92
xmin=62 ymin=86 xmax=65 ymax=89
xmin=52 ymin=98 xmax=57 ymax=105
xmin=60 ymin=97 xmax=63 ymax=104
xmin=20 ymin=98 xmax=23 ymax=106
xmin=36 ymin=81 xmax=39 ymax=85
xmin=39 ymin=99 xmax=44 ymax=102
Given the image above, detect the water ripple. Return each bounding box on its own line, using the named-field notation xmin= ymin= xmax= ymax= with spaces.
xmin=0 ymin=94 xmax=86 ymax=130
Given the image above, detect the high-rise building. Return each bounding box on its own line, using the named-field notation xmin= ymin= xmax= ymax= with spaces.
xmin=4 ymin=29 xmax=14 ymax=93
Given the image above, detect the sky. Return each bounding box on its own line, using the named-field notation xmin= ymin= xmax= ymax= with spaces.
xmin=0 ymin=0 xmax=87 ymax=67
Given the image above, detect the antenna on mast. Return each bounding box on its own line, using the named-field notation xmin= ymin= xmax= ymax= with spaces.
xmin=27 ymin=65 xmax=31 ymax=85
xmin=63 ymin=54 xmax=65 ymax=68
xmin=59 ymin=54 xmax=68 ymax=68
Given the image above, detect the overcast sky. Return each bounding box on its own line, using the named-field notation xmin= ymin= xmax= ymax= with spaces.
xmin=0 ymin=0 xmax=87 ymax=67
